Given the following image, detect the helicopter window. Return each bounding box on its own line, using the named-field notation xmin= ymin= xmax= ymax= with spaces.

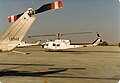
xmin=53 ymin=44 xmax=56 ymax=46
xmin=45 ymin=44 xmax=48 ymax=46
xmin=57 ymin=44 xmax=60 ymax=46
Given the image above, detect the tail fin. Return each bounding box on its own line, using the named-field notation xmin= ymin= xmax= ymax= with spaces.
xmin=92 ymin=38 xmax=101 ymax=46
xmin=92 ymin=32 xmax=102 ymax=46
xmin=0 ymin=8 xmax=36 ymax=51
xmin=1 ymin=8 xmax=36 ymax=42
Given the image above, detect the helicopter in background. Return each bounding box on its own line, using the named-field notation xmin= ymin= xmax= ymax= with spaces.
xmin=28 ymin=32 xmax=102 ymax=51
xmin=17 ymin=40 xmax=41 ymax=48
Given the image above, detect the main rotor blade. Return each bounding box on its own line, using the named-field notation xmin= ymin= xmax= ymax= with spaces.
xmin=28 ymin=34 xmax=56 ymax=38
xmin=61 ymin=32 xmax=92 ymax=36
xmin=28 ymin=32 xmax=92 ymax=38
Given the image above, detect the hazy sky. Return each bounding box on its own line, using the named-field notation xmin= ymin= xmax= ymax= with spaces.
xmin=0 ymin=0 xmax=119 ymax=43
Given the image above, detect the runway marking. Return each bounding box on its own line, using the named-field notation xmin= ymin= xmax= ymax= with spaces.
xmin=44 ymin=77 xmax=48 ymax=83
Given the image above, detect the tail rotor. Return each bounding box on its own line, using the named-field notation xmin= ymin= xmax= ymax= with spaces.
xmin=8 ymin=0 xmax=62 ymax=23
xmin=96 ymin=32 xmax=100 ymax=38
xmin=96 ymin=32 xmax=102 ymax=43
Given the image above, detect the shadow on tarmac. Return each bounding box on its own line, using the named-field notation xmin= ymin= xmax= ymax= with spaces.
xmin=0 ymin=69 xmax=67 ymax=77
xmin=49 ymin=50 xmax=120 ymax=54
xmin=0 ymin=63 xmax=55 ymax=66
xmin=0 ymin=69 xmax=119 ymax=81
xmin=0 ymin=65 xmax=119 ymax=81
xmin=45 ymin=75 xmax=119 ymax=80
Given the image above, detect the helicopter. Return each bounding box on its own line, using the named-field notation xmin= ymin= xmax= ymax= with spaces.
xmin=28 ymin=32 xmax=102 ymax=51
xmin=0 ymin=0 xmax=62 ymax=53
xmin=17 ymin=40 xmax=41 ymax=48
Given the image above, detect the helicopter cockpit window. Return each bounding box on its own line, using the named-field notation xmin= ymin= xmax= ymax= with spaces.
xmin=53 ymin=44 xmax=56 ymax=46
xmin=57 ymin=44 xmax=60 ymax=46
xmin=45 ymin=44 xmax=48 ymax=46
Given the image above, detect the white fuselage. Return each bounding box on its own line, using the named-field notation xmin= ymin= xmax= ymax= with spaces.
xmin=17 ymin=41 xmax=40 ymax=47
xmin=42 ymin=38 xmax=101 ymax=51
xmin=44 ymin=39 xmax=71 ymax=50
xmin=43 ymin=39 xmax=85 ymax=50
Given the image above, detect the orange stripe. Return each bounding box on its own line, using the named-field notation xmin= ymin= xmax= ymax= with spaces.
xmin=14 ymin=15 xmax=17 ymax=21
xmin=8 ymin=16 xmax=11 ymax=23
xmin=51 ymin=2 xmax=55 ymax=10
xmin=58 ymin=1 xmax=62 ymax=8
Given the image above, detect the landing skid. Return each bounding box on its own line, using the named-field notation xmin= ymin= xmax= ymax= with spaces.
xmin=45 ymin=49 xmax=63 ymax=52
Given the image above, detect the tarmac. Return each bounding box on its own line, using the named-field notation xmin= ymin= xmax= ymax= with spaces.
xmin=0 ymin=46 xmax=119 ymax=83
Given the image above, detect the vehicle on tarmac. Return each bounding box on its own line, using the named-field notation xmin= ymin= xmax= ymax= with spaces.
xmin=28 ymin=32 xmax=102 ymax=51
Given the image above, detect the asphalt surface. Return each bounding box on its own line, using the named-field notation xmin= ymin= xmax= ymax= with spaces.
xmin=0 ymin=46 xmax=119 ymax=83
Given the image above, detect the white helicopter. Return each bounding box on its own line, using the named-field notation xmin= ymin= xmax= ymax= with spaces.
xmin=17 ymin=40 xmax=41 ymax=48
xmin=0 ymin=0 xmax=62 ymax=53
xmin=28 ymin=32 xmax=102 ymax=51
